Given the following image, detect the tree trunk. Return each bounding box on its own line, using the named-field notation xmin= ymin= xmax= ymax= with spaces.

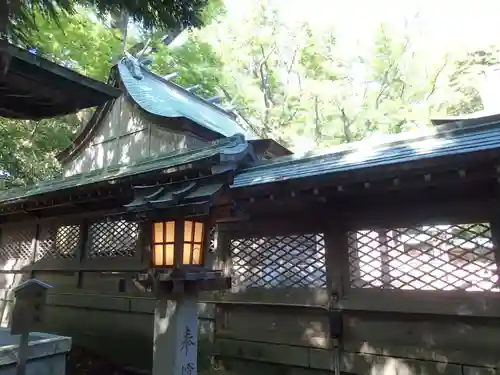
xmin=111 ymin=8 xmax=129 ymax=64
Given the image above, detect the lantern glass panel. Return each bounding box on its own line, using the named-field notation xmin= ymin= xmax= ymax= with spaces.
xmin=194 ymin=223 xmax=203 ymax=242
xmin=192 ymin=244 xmax=202 ymax=264
xmin=152 ymin=221 xmax=176 ymax=267
xmin=184 ymin=221 xmax=193 ymax=242
xmin=165 ymin=244 xmax=174 ymax=266
xmin=153 ymin=222 xmax=163 ymax=243
xmin=153 ymin=244 xmax=163 ymax=267
xmin=183 ymin=220 xmax=204 ymax=266
xmin=165 ymin=221 xmax=175 ymax=242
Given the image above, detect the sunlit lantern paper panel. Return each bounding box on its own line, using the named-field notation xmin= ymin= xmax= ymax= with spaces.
xmin=183 ymin=221 xmax=204 ymax=265
xmin=152 ymin=221 xmax=175 ymax=267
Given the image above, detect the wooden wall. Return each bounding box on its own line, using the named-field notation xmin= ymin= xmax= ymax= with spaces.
xmin=0 ymin=203 xmax=499 ymax=375
xmin=63 ymin=96 xmax=205 ymax=177
xmin=209 ymin=213 xmax=500 ymax=375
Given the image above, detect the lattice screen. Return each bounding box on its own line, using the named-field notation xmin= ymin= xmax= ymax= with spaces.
xmin=36 ymin=225 xmax=80 ymax=260
xmin=348 ymin=223 xmax=498 ymax=291
xmin=0 ymin=226 xmax=36 ymax=262
xmin=209 ymin=226 xmax=218 ymax=253
xmin=87 ymin=219 xmax=139 ymax=258
xmin=231 ymin=233 xmax=327 ymax=288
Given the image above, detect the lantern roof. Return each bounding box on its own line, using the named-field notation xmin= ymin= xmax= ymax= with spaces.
xmin=124 ymin=176 xmax=228 ymax=220
xmin=0 ymin=44 xmax=121 ymax=120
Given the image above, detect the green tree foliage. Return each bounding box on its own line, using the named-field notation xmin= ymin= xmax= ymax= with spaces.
xmin=25 ymin=8 xmax=122 ymax=81
xmin=0 ymin=117 xmax=76 ymax=188
xmin=2 ymin=0 xmax=213 ymax=45
xmin=444 ymin=46 xmax=500 ymax=115
xmin=150 ymin=34 xmax=224 ymax=98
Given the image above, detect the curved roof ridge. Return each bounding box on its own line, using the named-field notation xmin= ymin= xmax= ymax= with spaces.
xmin=118 ymin=57 xmax=257 ymax=140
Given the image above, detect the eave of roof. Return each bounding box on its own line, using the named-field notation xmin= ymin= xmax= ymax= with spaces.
xmin=232 ymin=117 xmax=500 ymax=189
xmin=7 ymin=111 xmax=500 ymax=210
xmin=0 ymin=135 xmax=246 ymax=206
xmin=0 ymin=44 xmax=121 ymax=120
xmin=430 ymin=111 xmax=500 ymax=126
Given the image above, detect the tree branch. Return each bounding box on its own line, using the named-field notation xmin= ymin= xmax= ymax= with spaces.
xmin=258 ymin=43 xmax=277 ymax=129
xmin=425 ymin=57 xmax=448 ymax=101
xmin=314 ymin=96 xmax=321 ymax=143
xmin=335 ymin=104 xmax=353 ymax=142
xmin=219 ymin=85 xmax=263 ymax=137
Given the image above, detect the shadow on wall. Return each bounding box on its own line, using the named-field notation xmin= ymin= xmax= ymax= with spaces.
xmin=214 ymin=287 xmax=500 ymax=375
xmin=64 ymin=96 xmax=206 ymax=178
xmin=0 ymin=258 xmax=32 ymax=328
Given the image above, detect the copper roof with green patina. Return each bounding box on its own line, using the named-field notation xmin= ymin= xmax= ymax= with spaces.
xmin=0 ymin=135 xmax=244 ymax=206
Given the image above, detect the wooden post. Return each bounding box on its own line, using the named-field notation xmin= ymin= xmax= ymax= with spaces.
xmin=16 ymin=332 xmax=29 ymax=375
xmin=489 ymin=216 xmax=500 ymax=289
xmin=377 ymin=229 xmax=391 ymax=288
xmin=324 ymin=221 xmax=349 ymax=375
xmin=153 ymin=293 xmax=199 ymax=375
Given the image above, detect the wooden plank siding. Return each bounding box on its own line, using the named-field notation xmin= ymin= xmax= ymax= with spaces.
xmin=63 ymin=96 xmax=206 ymax=177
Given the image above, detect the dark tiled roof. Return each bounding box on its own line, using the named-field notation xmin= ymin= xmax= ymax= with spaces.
xmin=232 ymin=120 xmax=500 ymax=188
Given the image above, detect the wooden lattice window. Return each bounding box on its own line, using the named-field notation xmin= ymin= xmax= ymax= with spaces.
xmin=230 ymin=233 xmax=326 ymax=288
xmin=36 ymin=224 xmax=80 ymax=260
xmin=348 ymin=223 xmax=497 ymax=291
xmin=0 ymin=225 xmax=36 ymax=262
xmin=87 ymin=219 xmax=139 ymax=258
xmin=209 ymin=226 xmax=217 ymax=253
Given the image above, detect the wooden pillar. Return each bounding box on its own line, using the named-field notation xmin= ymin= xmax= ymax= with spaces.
xmin=376 ymin=229 xmax=391 ymax=288
xmin=324 ymin=220 xmax=349 ymax=375
xmin=28 ymin=224 xmax=40 ymax=280
xmin=489 ymin=216 xmax=500 ymax=289
xmin=75 ymin=220 xmax=89 ymax=289
xmin=153 ymin=293 xmax=199 ymax=375
xmin=324 ymin=221 xmax=350 ymax=303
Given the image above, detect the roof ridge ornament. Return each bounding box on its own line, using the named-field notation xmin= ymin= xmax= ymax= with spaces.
xmin=163 ymin=72 xmax=179 ymax=81
xmin=123 ymin=53 xmax=144 ymax=80
xmin=211 ymin=134 xmax=257 ymax=174
xmin=205 ymin=95 xmax=223 ymax=104
xmin=186 ymin=84 xmax=202 ymax=93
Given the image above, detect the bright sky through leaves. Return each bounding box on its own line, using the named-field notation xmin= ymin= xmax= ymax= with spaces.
xmin=225 ymin=0 xmax=500 ymax=54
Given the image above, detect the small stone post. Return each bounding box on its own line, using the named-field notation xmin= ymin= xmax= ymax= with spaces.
xmin=10 ymin=279 xmax=52 ymax=375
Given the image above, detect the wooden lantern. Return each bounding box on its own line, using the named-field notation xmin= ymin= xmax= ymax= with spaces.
xmin=152 ymin=219 xmax=206 ymax=268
